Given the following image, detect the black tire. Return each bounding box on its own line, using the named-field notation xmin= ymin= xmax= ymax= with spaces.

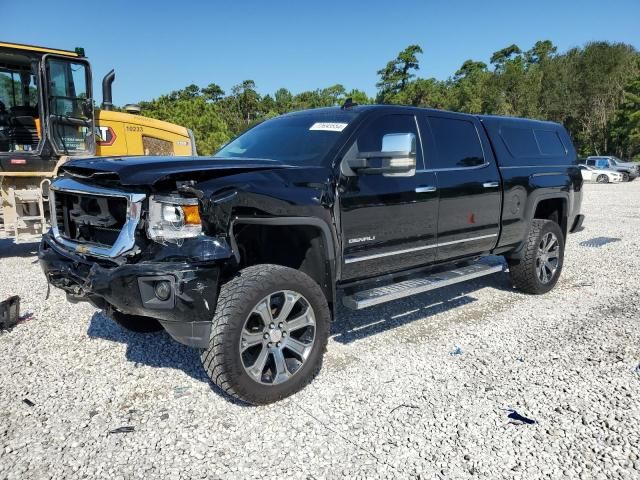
xmin=596 ymin=174 xmax=608 ymax=184
xmin=508 ymin=219 xmax=564 ymax=294
xmin=622 ymin=172 xmax=630 ymax=182
xmin=108 ymin=309 xmax=163 ymax=333
xmin=201 ymin=264 xmax=330 ymax=405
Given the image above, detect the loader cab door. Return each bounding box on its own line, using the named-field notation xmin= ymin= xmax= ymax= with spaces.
xmin=42 ymin=54 xmax=95 ymax=156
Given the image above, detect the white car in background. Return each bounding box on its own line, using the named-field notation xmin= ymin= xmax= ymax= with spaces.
xmin=579 ymin=165 xmax=623 ymax=183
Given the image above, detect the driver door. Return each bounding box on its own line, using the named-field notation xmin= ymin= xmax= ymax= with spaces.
xmin=338 ymin=113 xmax=439 ymax=281
xmin=42 ymin=54 xmax=95 ymax=156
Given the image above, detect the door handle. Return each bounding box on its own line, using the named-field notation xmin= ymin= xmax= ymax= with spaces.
xmin=415 ymin=185 xmax=437 ymax=193
xmin=483 ymin=182 xmax=500 ymax=188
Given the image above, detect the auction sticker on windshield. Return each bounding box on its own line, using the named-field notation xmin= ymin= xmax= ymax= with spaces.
xmin=309 ymin=122 xmax=348 ymax=132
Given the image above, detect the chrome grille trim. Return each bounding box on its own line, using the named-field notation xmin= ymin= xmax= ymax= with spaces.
xmin=49 ymin=177 xmax=146 ymax=259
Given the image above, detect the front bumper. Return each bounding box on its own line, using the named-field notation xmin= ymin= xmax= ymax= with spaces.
xmin=39 ymin=234 xmax=219 ymax=348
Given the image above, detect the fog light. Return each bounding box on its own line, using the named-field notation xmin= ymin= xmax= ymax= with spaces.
xmin=154 ymin=280 xmax=172 ymax=301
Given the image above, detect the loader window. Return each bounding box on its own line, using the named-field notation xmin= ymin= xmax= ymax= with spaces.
xmin=45 ymin=57 xmax=93 ymax=154
xmin=48 ymin=59 xmax=89 ymax=117
xmin=0 ymin=60 xmax=41 ymax=153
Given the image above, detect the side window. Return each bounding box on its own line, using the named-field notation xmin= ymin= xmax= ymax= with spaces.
xmin=586 ymin=159 xmax=595 ymax=166
xmin=428 ymin=116 xmax=484 ymax=168
xmin=356 ymin=114 xmax=420 ymax=154
xmin=595 ymin=159 xmax=609 ymax=169
xmin=500 ymin=126 xmax=539 ymax=158
xmin=48 ymin=59 xmax=89 ymax=118
xmin=534 ymin=129 xmax=566 ymax=156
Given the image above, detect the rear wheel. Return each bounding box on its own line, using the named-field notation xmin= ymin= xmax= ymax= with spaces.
xmin=596 ymin=174 xmax=609 ymax=184
xmin=108 ymin=309 xmax=163 ymax=333
xmin=201 ymin=264 xmax=330 ymax=405
xmin=509 ymin=219 xmax=564 ymax=294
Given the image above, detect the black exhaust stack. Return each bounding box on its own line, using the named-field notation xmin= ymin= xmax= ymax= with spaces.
xmin=101 ymin=69 xmax=115 ymax=111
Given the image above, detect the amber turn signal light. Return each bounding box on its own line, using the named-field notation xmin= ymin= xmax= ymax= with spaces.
xmin=182 ymin=205 xmax=201 ymax=225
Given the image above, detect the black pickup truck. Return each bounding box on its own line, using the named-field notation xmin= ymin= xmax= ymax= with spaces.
xmin=39 ymin=105 xmax=584 ymax=404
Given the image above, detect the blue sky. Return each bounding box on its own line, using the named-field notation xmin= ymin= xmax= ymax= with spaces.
xmin=4 ymin=0 xmax=640 ymax=105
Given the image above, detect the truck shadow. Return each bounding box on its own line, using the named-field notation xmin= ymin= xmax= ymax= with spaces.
xmin=0 ymin=239 xmax=40 ymax=259
xmin=87 ymin=311 xmax=208 ymax=381
xmin=331 ymin=271 xmax=513 ymax=344
xmin=85 ymin=270 xmax=512 ymax=401
xmin=86 ymin=311 xmax=247 ymax=405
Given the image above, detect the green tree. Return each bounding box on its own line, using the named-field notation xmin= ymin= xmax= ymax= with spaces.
xmin=134 ymin=40 xmax=640 ymax=160
xmin=201 ymin=83 xmax=225 ymax=102
xmin=611 ymin=78 xmax=640 ymax=159
xmin=376 ymin=45 xmax=423 ymax=102
xmin=139 ymin=86 xmax=230 ymax=155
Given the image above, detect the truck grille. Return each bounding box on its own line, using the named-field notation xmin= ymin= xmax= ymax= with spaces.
xmin=53 ymin=191 xmax=128 ymax=247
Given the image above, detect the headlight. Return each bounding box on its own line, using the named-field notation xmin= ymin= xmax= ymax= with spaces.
xmin=147 ymin=195 xmax=202 ymax=243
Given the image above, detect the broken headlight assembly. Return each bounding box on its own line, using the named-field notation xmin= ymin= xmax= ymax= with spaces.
xmin=147 ymin=195 xmax=202 ymax=243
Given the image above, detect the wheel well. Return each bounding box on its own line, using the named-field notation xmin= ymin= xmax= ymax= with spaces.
xmin=232 ymin=223 xmax=334 ymax=307
xmin=534 ymin=198 xmax=567 ymax=237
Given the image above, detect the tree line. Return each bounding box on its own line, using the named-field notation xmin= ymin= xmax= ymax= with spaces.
xmin=138 ymin=40 xmax=640 ymax=159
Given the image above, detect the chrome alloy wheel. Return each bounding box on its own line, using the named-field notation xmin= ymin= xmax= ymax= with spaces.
xmin=536 ymin=232 xmax=560 ymax=284
xmin=239 ymin=290 xmax=316 ymax=385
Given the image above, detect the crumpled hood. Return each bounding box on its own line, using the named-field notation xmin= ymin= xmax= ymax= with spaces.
xmin=60 ymin=155 xmax=293 ymax=187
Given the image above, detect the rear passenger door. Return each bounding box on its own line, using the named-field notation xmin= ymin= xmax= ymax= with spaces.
xmin=419 ymin=112 xmax=501 ymax=261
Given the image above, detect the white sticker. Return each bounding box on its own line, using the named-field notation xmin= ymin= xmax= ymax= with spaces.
xmin=309 ymin=122 xmax=348 ymax=132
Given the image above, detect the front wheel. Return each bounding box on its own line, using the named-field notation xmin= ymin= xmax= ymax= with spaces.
xmin=596 ymin=174 xmax=609 ymax=184
xmin=201 ymin=264 xmax=330 ymax=405
xmin=508 ymin=219 xmax=564 ymax=294
xmin=622 ymin=172 xmax=630 ymax=182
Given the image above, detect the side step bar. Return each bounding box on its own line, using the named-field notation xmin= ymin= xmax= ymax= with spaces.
xmin=342 ymin=258 xmax=507 ymax=310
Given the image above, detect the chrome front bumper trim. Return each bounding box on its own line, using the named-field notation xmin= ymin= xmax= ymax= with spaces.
xmin=49 ymin=177 xmax=146 ymax=259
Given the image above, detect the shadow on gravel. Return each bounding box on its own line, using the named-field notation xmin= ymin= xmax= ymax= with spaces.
xmin=578 ymin=236 xmax=621 ymax=248
xmin=331 ymin=271 xmax=513 ymax=344
xmin=0 ymin=239 xmax=40 ymax=259
xmin=87 ymin=311 xmax=249 ymax=405
xmin=87 ymin=311 xmax=207 ymax=381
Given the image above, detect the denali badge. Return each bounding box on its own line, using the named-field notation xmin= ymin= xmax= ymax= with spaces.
xmin=348 ymin=236 xmax=376 ymax=244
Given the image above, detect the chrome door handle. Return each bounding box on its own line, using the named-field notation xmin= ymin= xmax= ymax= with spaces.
xmin=415 ymin=185 xmax=437 ymax=193
xmin=483 ymin=182 xmax=500 ymax=188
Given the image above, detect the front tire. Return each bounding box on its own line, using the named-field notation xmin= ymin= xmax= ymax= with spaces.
xmin=622 ymin=172 xmax=630 ymax=182
xmin=596 ymin=174 xmax=609 ymax=184
xmin=508 ymin=219 xmax=564 ymax=294
xmin=201 ymin=264 xmax=330 ymax=405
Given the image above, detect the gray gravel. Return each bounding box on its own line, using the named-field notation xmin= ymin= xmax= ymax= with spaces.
xmin=1 ymin=181 xmax=639 ymax=479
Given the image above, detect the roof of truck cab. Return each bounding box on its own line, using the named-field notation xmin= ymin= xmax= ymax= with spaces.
xmin=280 ymin=106 xmax=566 ymax=132
xmin=477 ymin=114 xmax=562 ymax=129
xmin=0 ymin=41 xmax=80 ymax=57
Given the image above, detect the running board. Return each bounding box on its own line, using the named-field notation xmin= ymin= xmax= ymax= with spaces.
xmin=342 ymin=258 xmax=507 ymax=310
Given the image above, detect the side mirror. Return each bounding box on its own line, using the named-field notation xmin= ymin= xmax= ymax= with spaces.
xmin=349 ymin=133 xmax=417 ymax=176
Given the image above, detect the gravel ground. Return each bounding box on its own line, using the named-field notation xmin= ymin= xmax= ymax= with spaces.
xmin=1 ymin=182 xmax=639 ymax=479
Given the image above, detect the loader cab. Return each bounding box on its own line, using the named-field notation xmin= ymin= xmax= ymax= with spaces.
xmin=0 ymin=42 xmax=95 ymax=166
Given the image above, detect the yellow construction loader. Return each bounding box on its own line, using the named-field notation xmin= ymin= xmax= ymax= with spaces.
xmin=0 ymin=41 xmax=196 ymax=242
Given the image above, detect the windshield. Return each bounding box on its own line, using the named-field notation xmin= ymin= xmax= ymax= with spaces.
xmin=216 ymin=111 xmax=360 ymax=165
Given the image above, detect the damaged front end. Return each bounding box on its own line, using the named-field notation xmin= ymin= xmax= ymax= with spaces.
xmin=39 ymin=177 xmax=234 ymax=348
